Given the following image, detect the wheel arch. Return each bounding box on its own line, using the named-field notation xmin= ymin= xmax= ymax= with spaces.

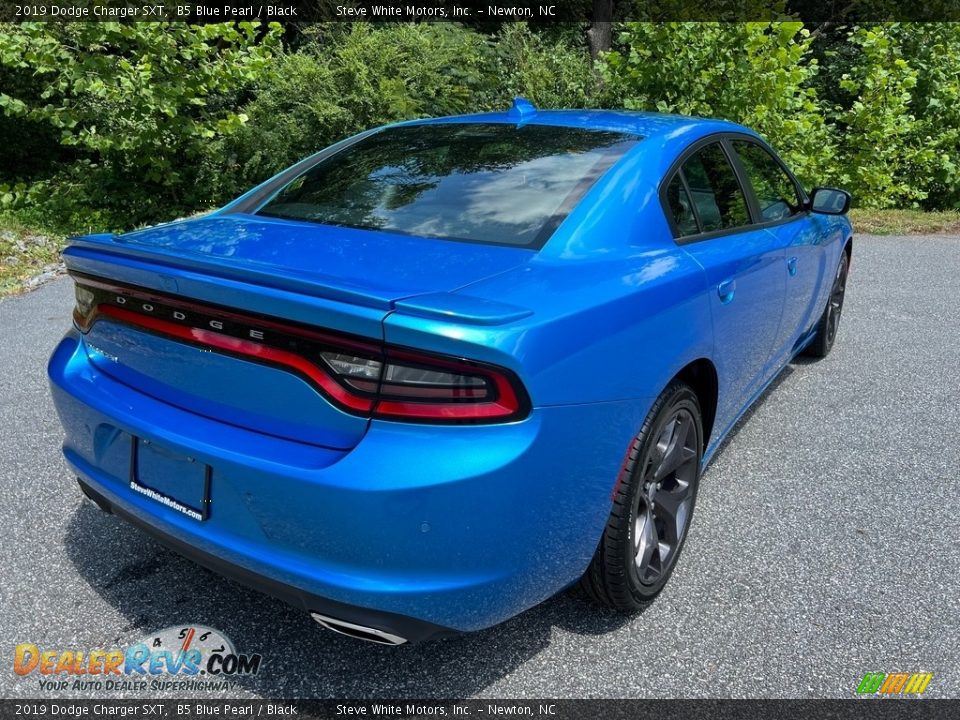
xmin=674 ymin=358 xmax=719 ymax=453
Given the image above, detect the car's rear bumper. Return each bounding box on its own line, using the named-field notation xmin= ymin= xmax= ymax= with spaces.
xmin=49 ymin=330 xmax=648 ymax=636
xmin=75 ymin=477 xmax=452 ymax=644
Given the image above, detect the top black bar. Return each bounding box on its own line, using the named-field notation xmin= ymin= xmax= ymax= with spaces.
xmin=5 ymin=0 xmax=960 ymax=23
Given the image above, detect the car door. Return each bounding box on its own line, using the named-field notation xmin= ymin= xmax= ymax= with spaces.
xmin=663 ymin=139 xmax=786 ymax=436
xmin=728 ymin=138 xmax=828 ymax=362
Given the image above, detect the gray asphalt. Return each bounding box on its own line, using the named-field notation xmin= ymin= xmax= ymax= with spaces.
xmin=1 ymin=234 xmax=958 ymax=699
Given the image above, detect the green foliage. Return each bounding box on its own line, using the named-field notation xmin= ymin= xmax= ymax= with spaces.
xmin=600 ymin=22 xmax=835 ymax=188
xmin=0 ymin=21 xmax=281 ymax=228
xmin=202 ymin=23 xmax=495 ymax=200
xmin=487 ymin=24 xmax=600 ymax=109
xmin=3 ymin=20 xmax=960 ymax=234
xmin=893 ymin=23 xmax=960 ymax=209
xmin=810 ymin=23 xmax=960 ymax=208
xmin=601 ymin=21 xmax=960 ymax=210
xmin=829 ymin=25 xmax=923 ymax=207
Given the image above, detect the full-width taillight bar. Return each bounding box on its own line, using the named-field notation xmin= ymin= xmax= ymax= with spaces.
xmin=71 ymin=274 xmax=530 ymax=424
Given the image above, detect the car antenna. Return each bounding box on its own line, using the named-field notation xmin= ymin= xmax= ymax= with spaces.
xmin=508 ymin=97 xmax=537 ymax=124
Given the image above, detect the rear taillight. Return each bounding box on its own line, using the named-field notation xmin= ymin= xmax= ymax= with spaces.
xmin=71 ymin=275 xmax=529 ymax=424
xmin=320 ymin=347 xmax=526 ymax=422
xmin=73 ymin=283 xmax=97 ymax=331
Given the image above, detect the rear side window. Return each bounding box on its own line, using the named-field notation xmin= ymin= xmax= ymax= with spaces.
xmin=732 ymin=140 xmax=803 ymax=221
xmin=255 ymin=123 xmax=639 ymax=248
xmin=679 ymin=143 xmax=750 ymax=233
xmin=665 ymin=174 xmax=699 ymax=236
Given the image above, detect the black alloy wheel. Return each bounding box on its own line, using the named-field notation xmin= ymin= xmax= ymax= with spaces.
xmin=805 ymin=250 xmax=850 ymax=358
xmin=580 ymin=381 xmax=703 ymax=610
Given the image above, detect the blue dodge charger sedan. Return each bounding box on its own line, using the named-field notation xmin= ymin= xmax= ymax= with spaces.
xmin=49 ymin=99 xmax=852 ymax=644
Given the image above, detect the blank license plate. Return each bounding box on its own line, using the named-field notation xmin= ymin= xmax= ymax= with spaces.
xmin=130 ymin=437 xmax=211 ymax=521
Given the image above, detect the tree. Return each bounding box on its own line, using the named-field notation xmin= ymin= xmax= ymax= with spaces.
xmin=587 ymin=0 xmax=614 ymax=60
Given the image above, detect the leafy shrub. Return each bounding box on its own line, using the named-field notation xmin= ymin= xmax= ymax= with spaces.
xmin=827 ymin=25 xmax=925 ymax=207
xmin=202 ymin=23 xmax=496 ymax=200
xmin=600 ymin=22 xmax=835 ymax=189
xmin=600 ymin=21 xmax=960 ymax=210
xmin=486 ymin=24 xmax=601 ymax=109
xmin=891 ymin=23 xmax=960 ymax=209
xmin=0 ymin=21 xmax=281 ymax=229
xmin=4 ymin=19 xmax=960 ymax=233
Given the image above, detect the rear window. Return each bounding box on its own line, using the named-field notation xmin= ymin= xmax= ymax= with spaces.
xmin=255 ymin=123 xmax=639 ymax=248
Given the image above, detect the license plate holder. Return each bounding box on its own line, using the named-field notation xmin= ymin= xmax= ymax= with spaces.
xmin=129 ymin=436 xmax=211 ymax=521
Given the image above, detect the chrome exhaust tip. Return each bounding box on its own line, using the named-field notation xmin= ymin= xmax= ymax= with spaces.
xmin=310 ymin=612 xmax=408 ymax=646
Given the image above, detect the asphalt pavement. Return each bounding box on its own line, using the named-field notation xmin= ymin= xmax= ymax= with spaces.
xmin=1 ymin=234 xmax=958 ymax=699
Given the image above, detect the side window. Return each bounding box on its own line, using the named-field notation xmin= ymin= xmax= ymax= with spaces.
xmin=732 ymin=140 xmax=803 ymax=222
xmin=665 ymin=173 xmax=699 ymax=237
xmin=680 ymin=143 xmax=750 ymax=233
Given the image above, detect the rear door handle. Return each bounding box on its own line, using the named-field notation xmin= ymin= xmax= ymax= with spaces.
xmin=717 ymin=279 xmax=736 ymax=304
xmin=787 ymin=256 xmax=798 ymax=276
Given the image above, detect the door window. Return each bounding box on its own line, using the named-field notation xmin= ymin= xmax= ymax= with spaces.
xmin=731 ymin=140 xmax=804 ymax=222
xmin=679 ymin=143 xmax=751 ymax=233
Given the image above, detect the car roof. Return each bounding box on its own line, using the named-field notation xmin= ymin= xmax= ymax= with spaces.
xmin=400 ymin=103 xmax=752 ymax=142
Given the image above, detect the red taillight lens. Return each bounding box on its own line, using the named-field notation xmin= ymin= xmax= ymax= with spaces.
xmin=320 ymin=347 xmax=527 ymax=422
xmin=377 ymin=348 xmax=527 ymax=422
xmin=72 ymin=275 xmax=529 ymax=424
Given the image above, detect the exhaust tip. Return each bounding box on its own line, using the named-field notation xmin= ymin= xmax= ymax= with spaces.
xmin=310 ymin=612 xmax=407 ymax=646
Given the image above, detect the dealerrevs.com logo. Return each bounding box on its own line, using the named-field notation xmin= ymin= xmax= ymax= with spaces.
xmin=14 ymin=626 xmax=262 ymax=692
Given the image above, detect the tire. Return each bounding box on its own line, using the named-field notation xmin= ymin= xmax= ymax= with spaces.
xmin=804 ymin=250 xmax=849 ymax=359
xmin=580 ymin=381 xmax=703 ymax=611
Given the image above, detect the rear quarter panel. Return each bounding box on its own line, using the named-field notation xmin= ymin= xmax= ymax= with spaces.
xmin=383 ymin=130 xmax=720 ymax=411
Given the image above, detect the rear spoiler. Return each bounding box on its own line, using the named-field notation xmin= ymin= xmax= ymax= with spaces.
xmin=64 ymin=235 xmax=394 ymax=310
xmin=63 ymin=240 xmax=531 ymax=327
xmin=392 ymin=292 xmax=532 ymax=326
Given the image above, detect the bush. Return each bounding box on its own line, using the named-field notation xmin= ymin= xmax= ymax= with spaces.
xmin=202 ymin=23 xmax=496 ymax=200
xmin=600 ymin=22 xmax=960 ymax=210
xmin=4 ymin=20 xmax=960 ymax=231
xmin=0 ymin=21 xmax=282 ymax=230
xmin=486 ymin=24 xmax=601 ymax=109
xmin=203 ymin=22 xmax=611 ymax=202
xmin=891 ymin=23 xmax=960 ymax=209
xmin=827 ymin=25 xmax=925 ymax=208
xmin=600 ymin=22 xmax=835 ymax=189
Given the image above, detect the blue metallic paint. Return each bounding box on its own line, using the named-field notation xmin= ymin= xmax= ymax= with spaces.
xmin=48 ymin=108 xmax=852 ymax=635
xmin=50 ymin=331 xmax=645 ymax=631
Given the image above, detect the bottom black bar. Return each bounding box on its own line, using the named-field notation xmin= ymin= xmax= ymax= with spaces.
xmin=0 ymin=700 xmax=957 ymax=720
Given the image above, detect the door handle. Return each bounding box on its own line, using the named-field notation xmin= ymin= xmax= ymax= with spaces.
xmin=717 ymin=279 xmax=736 ymax=304
xmin=787 ymin=256 xmax=798 ymax=276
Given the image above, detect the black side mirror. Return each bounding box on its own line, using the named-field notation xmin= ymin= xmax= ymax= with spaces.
xmin=809 ymin=187 xmax=852 ymax=215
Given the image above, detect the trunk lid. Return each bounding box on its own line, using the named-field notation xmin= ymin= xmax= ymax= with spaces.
xmin=93 ymin=214 xmax=533 ymax=308
xmin=64 ymin=215 xmax=532 ymax=451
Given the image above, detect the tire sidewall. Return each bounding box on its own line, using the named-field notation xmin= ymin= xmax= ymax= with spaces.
xmin=624 ymin=385 xmax=704 ymax=602
xmin=826 ymin=251 xmax=849 ymax=351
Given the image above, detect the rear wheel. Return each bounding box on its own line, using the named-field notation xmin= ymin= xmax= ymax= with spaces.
xmin=580 ymin=382 xmax=703 ymax=610
xmin=804 ymin=250 xmax=849 ymax=358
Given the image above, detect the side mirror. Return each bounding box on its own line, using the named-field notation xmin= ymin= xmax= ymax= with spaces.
xmin=809 ymin=187 xmax=852 ymax=215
